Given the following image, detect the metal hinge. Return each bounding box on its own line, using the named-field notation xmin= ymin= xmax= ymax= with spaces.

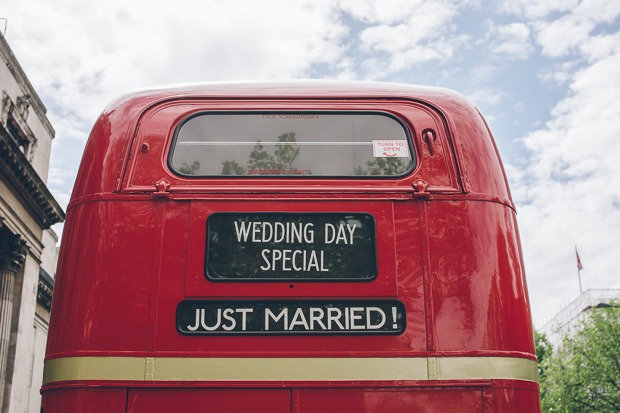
xmin=412 ymin=179 xmax=432 ymax=200
xmin=152 ymin=178 xmax=171 ymax=199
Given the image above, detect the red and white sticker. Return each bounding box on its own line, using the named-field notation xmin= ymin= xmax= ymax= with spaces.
xmin=372 ymin=140 xmax=409 ymax=158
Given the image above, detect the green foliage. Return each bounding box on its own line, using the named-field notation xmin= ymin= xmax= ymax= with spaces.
xmin=246 ymin=133 xmax=302 ymax=173
xmin=178 ymin=161 xmax=201 ymax=175
xmin=535 ymin=330 xmax=553 ymax=401
xmin=221 ymin=160 xmax=246 ymax=175
xmin=247 ymin=140 xmax=276 ymax=171
xmin=274 ymin=132 xmax=300 ymax=170
xmin=355 ymin=157 xmax=406 ymax=175
xmin=541 ymin=303 xmax=620 ymax=412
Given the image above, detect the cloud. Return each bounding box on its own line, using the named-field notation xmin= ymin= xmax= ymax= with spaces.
xmin=340 ymin=0 xmax=472 ymax=74
xmin=4 ymin=0 xmax=348 ymax=126
xmin=483 ymin=22 xmax=534 ymax=60
xmin=497 ymin=0 xmax=580 ymax=20
xmin=338 ymin=0 xmax=425 ymax=25
xmin=466 ymin=88 xmax=507 ymax=106
xmin=4 ymin=0 xmax=350 ymax=243
xmin=535 ymin=0 xmax=620 ymax=58
xmin=539 ymin=60 xmax=580 ymax=86
xmin=493 ymin=0 xmax=620 ymax=324
xmin=515 ymin=37 xmax=620 ymax=325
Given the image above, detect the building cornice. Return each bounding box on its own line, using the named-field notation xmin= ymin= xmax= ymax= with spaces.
xmin=0 ymin=126 xmax=65 ymax=228
xmin=0 ymin=34 xmax=55 ymax=138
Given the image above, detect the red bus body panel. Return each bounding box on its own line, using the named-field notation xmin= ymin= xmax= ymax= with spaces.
xmin=43 ymin=82 xmax=540 ymax=412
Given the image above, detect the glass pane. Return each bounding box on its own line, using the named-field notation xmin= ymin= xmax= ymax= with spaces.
xmin=169 ymin=113 xmax=414 ymax=177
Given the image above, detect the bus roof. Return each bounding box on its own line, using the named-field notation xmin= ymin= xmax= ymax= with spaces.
xmin=106 ymin=80 xmax=471 ymax=111
xmin=73 ymin=81 xmax=510 ymax=205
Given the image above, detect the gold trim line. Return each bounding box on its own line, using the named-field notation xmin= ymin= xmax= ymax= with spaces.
xmin=43 ymin=356 xmax=538 ymax=385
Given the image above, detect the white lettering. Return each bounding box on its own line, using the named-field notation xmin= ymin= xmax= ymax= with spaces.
xmin=260 ymin=249 xmax=271 ymax=270
xmin=282 ymin=249 xmax=292 ymax=271
xmin=252 ymin=222 xmax=261 ymax=242
xmin=221 ymin=308 xmax=236 ymax=331
xmin=260 ymin=249 xmax=328 ymax=272
xmin=349 ymin=307 xmax=364 ymax=330
xmin=234 ymin=221 xmax=252 ymax=242
xmin=320 ymin=251 xmax=328 ymax=272
xmin=324 ymin=223 xmax=335 ymax=244
xmin=304 ymin=223 xmax=314 ymax=243
xmin=288 ymin=308 xmax=310 ymax=330
xmin=309 ymin=308 xmax=327 ymax=330
xmin=291 ymin=223 xmax=302 ymax=243
xmin=346 ymin=224 xmax=357 ymax=244
xmin=292 ymin=250 xmax=303 ymax=271
xmin=274 ymin=222 xmax=286 ymax=243
xmin=271 ymin=249 xmax=283 ymax=270
xmin=236 ymin=308 xmax=253 ymax=331
xmin=335 ymin=225 xmax=348 ymax=244
xmin=307 ymin=250 xmax=319 ymax=271
xmin=261 ymin=222 xmax=273 ymax=242
xmin=366 ymin=307 xmax=386 ymax=330
xmin=325 ymin=223 xmax=357 ymax=244
xmin=185 ymin=305 xmax=395 ymax=333
xmin=327 ymin=308 xmax=345 ymax=330
xmin=265 ymin=308 xmax=288 ymax=331
xmin=201 ymin=309 xmax=222 ymax=331
xmin=187 ymin=308 xmax=202 ymax=331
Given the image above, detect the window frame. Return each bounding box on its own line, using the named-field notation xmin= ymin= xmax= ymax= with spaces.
xmin=167 ymin=110 xmax=417 ymax=179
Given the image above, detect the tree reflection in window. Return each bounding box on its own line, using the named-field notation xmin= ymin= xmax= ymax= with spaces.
xmin=274 ymin=132 xmax=300 ymax=170
xmin=178 ymin=133 xmax=304 ymax=176
xmin=355 ymin=157 xmax=407 ymax=176
xmin=222 ymin=132 xmax=307 ymax=175
xmin=221 ymin=161 xmax=245 ymax=175
xmin=181 ymin=137 xmax=408 ymax=176
xmin=178 ymin=160 xmax=201 ymax=175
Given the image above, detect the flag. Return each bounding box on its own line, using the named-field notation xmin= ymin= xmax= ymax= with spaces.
xmin=575 ymin=247 xmax=583 ymax=271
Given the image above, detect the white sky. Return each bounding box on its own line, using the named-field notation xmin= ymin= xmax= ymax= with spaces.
xmin=2 ymin=0 xmax=619 ymax=327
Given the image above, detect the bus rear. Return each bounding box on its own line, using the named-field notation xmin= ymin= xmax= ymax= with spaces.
xmin=42 ymin=82 xmax=540 ymax=412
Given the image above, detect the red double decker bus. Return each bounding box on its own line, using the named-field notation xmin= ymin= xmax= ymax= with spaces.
xmin=42 ymin=81 xmax=540 ymax=412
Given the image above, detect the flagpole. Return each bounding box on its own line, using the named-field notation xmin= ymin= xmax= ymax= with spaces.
xmin=575 ymin=246 xmax=583 ymax=295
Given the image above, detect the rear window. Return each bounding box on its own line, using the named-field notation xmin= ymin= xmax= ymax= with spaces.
xmin=169 ymin=112 xmax=415 ymax=177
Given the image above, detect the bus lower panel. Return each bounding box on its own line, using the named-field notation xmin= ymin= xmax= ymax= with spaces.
xmin=42 ymin=385 xmax=541 ymax=412
xmin=485 ymin=386 xmax=542 ymax=412
xmin=127 ymin=388 xmax=290 ymax=413
xmin=295 ymin=388 xmax=483 ymax=412
xmin=43 ymin=388 xmax=127 ymax=413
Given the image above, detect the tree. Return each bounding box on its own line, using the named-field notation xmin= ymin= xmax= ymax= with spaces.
xmin=221 ymin=160 xmax=246 ymax=175
xmin=247 ymin=133 xmax=301 ymax=173
xmin=535 ymin=329 xmax=553 ymax=402
xmin=178 ymin=160 xmax=201 ymax=175
xmin=247 ymin=140 xmax=276 ymax=171
xmin=355 ymin=157 xmax=407 ymax=176
xmin=542 ymin=303 xmax=620 ymax=412
xmin=274 ymin=132 xmax=300 ymax=170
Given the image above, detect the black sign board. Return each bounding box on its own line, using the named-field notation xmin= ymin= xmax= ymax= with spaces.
xmin=206 ymin=213 xmax=377 ymax=280
xmin=177 ymin=300 xmax=406 ymax=335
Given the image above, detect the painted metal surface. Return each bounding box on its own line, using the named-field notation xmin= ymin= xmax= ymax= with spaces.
xmin=43 ymin=356 xmax=538 ymax=383
xmin=42 ymin=81 xmax=539 ymax=412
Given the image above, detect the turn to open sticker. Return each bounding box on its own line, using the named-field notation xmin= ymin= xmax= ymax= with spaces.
xmin=372 ymin=140 xmax=409 ymax=158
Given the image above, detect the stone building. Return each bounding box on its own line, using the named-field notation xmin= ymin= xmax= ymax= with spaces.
xmin=540 ymin=288 xmax=620 ymax=347
xmin=0 ymin=32 xmax=64 ymax=412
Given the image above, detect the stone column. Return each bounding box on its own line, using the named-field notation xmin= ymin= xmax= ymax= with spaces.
xmin=0 ymin=227 xmax=26 ymax=409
